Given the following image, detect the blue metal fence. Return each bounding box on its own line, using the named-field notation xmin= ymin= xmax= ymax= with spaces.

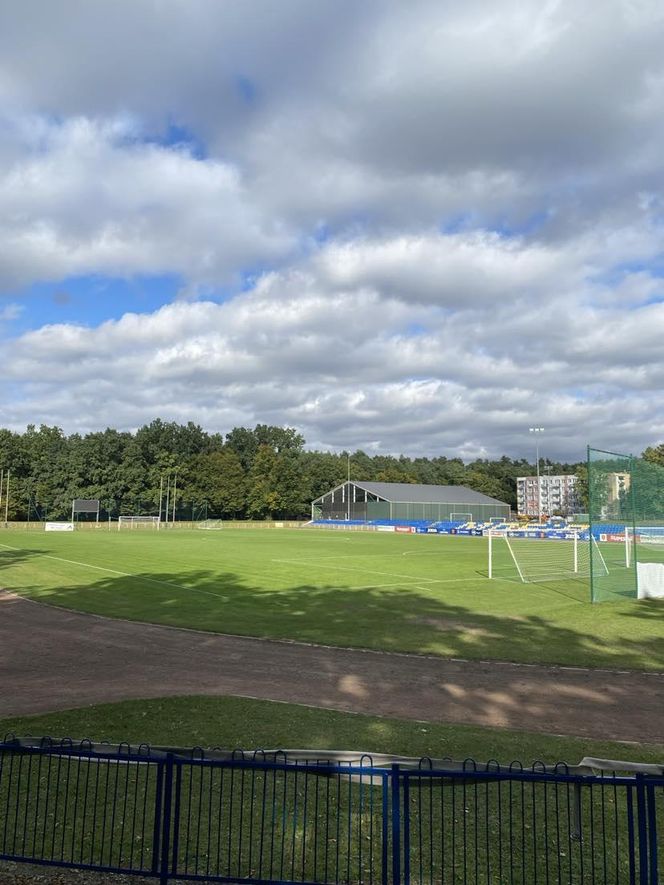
xmin=0 ymin=738 xmax=662 ymax=883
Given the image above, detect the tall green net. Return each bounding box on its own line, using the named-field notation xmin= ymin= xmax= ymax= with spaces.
xmin=587 ymin=448 xmax=637 ymax=602
xmin=588 ymin=447 xmax=664 ymax=602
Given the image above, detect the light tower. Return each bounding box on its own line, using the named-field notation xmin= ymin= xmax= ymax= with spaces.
xmin=529 ymin=427 xmax=544 ymax=520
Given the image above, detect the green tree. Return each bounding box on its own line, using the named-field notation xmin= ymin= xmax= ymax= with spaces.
xmin=246 ymin=445 xmax=280 ymax=519
xmin=184 ymin=450 xmax=246 ymax=517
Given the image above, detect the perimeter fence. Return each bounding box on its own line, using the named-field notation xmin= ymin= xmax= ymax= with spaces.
xmin=1 ymin=737 xmax=662 ymax=884
xmin=588 ymin=447 xmax=664 ymax=601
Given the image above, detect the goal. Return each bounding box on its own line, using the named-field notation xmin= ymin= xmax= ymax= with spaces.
xmin=197 ymin=519 xmax=223 ymax=531
xmin=118 ymin=516 xmax=160 ymax=531
xmin=488 ymin=530 xmax=608 ymax=583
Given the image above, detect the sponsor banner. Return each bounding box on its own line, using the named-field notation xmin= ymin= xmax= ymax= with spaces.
xmin=427 ymin=528 xmax=439 ymax=534
xmin=436 ymin=528 xmax=450 ymax=534
xmin=607 ymin=533 xmax=626 ymax=542
xmin=416 ymin=527 xmax=430 ymax=534
xmin=395 ymin=526 xmax=414 ymax=534
xmin=45 ymin=522 xmax=74 ymax=532
xmin=377 ymin=525 xmax=396 ymax=532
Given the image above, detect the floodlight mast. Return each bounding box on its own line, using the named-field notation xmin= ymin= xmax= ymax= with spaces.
xmin=529 ymin=427 xmax=545 ymax=520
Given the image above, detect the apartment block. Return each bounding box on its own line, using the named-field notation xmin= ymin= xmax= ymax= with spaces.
xmin=516 ymin=474 xmax=580 ymax=518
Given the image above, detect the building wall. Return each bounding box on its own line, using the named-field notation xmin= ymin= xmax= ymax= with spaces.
xmin=516 ymin=474 xmax=580 ymax=517
xmin=315 ymin=482 xmax=510 ymax=522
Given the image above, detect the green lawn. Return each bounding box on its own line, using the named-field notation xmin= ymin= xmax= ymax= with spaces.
xmin=5 ymin=697 xmax=661 ymax=884
xmin=1 ymin=527 xmax=662 ymax=670
xmin=3 ymin=695 xmax=663 ymax=765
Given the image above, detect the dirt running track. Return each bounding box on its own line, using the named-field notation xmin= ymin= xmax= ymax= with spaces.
xmin=1 ymin=591 xmax=662 ymax=743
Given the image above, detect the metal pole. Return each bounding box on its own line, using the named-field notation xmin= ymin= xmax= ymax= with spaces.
xmin=172 ymin=469 xmax=178 ymax=525
xmin=529 ymin=428 xmax=544 ymax=520
xmin=158 ymin=474 xmax=164 ymax=522
xmin=625 ymin=525 xmax=631 ymax=568
xmin=536 ymin=439 xmax=540 ymax=520
xmin=165 ymin=474 xmax=171 ymax=529
xmin=4 ymin=471 xmax=9 ymax=525
xmin=346 ymin=454 xmax=350 ymax=521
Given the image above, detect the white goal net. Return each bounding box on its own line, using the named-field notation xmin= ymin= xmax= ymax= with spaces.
xmin=488 ymin=531 xmax=608 ymax=583
xmin=197 ymin=519 xmax=223 ymax=530
xmin=118 ymin=516 xmax=160 ymax=530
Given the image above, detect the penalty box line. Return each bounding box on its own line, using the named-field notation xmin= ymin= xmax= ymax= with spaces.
xmin=271 ymin=557 xmax=482 ymax=585
xmin=0 ymin=543 xmax=229 ymax=601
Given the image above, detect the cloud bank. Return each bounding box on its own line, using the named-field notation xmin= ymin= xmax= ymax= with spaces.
xmin=1 ymin=0 xmax=664 ymax=461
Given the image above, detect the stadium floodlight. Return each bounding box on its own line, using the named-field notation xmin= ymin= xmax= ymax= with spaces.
xmin=529 ymin=427 xmax=545 ymax=520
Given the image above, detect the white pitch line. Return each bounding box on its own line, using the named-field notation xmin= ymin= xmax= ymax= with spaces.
xmin=271 ymin=557 xmax=438 ymax=583
xmin=0 ymin=544 xmax=229 ymax=601
xmin=271 ymin=557 xmax=483 ymax=585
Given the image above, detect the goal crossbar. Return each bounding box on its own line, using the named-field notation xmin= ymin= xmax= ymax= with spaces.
xmin=118 ymin=516 xmax=160 ymax=531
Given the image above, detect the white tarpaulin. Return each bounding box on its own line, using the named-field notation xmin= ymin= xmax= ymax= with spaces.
xmin=637 ymin=562 xmax=664 ymax=599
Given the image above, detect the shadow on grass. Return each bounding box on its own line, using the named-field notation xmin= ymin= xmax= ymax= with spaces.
xmin=0 ymin=546 xmax=40 ymax=572
xmin=6 ymin=562 xmax=664 ymax=672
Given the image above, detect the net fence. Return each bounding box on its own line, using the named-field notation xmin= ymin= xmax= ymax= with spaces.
xmin=587 ymin=447 xmax=664 ymax=602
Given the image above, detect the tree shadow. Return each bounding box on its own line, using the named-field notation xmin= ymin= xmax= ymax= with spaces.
xmin=0 ymin=546 xmax=40 ymax=572
xmin=5 ymin=563 xmax=663 ymax=673
xmin=2 ymin=566 xmax=663 ymax=742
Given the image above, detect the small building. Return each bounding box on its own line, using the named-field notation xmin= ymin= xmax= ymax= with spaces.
xmin=312 ymin=481 xmax=510 ymax=523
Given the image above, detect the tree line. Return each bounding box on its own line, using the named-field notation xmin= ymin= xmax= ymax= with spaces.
xmin=0 ymin=419 xmax=658 ymax=521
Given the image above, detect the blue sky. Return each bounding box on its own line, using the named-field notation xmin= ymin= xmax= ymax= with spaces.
xmin=1 ymin=0 xmax=664 ymax=461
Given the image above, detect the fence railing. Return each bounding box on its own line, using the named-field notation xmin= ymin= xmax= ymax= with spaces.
xmin=1 ymin=738 xmax=662 ymax=884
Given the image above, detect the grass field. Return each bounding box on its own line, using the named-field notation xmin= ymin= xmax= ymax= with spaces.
xmin=4 ymin=695 xmax=664 ymax=765
xmin=4 ymin=697 xmax=662 ymax=885
xmin=1 ymin=526 xmax=662 ymax=671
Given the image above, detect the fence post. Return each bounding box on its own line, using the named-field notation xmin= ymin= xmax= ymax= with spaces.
xmin=159 ymin=753 xmax=175 ymax=885
xmin=646 ymin=783 xmax=658 ymax=885
xmin=391 ymin=764 xmax=401 ymax=885
xmin=635 ymin=774 xmax=649 ymax=885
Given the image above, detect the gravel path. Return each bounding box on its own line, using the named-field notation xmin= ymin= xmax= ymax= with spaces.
xmin=1 ymin=591 xmax=663 ymax=743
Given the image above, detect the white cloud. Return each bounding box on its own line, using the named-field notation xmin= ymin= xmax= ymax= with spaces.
xmin=0 ymin=115 xmax=295 ymax=288
xmin=1 ymin=1 xmax=664 ymax=459
xmin=2 ymin=227 xmax=664 ymax=460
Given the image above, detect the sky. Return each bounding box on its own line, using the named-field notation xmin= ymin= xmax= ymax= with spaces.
xmin=1 ymin=0 xmax=664 ymax=463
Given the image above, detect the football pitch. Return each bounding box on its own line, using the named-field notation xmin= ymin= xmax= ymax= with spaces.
xmin=0 ymin=527 xmax=662 ymax=671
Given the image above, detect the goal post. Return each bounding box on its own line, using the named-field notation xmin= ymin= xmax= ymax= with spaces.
xmin=118 ymin=516 xmax=160 ymax=531
xmin=488 ymin=529 xmax=607 ymax=583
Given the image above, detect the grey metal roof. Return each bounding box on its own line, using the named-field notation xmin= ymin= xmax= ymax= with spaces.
xmin=350 ymin=481 xmax=508 ymax=507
